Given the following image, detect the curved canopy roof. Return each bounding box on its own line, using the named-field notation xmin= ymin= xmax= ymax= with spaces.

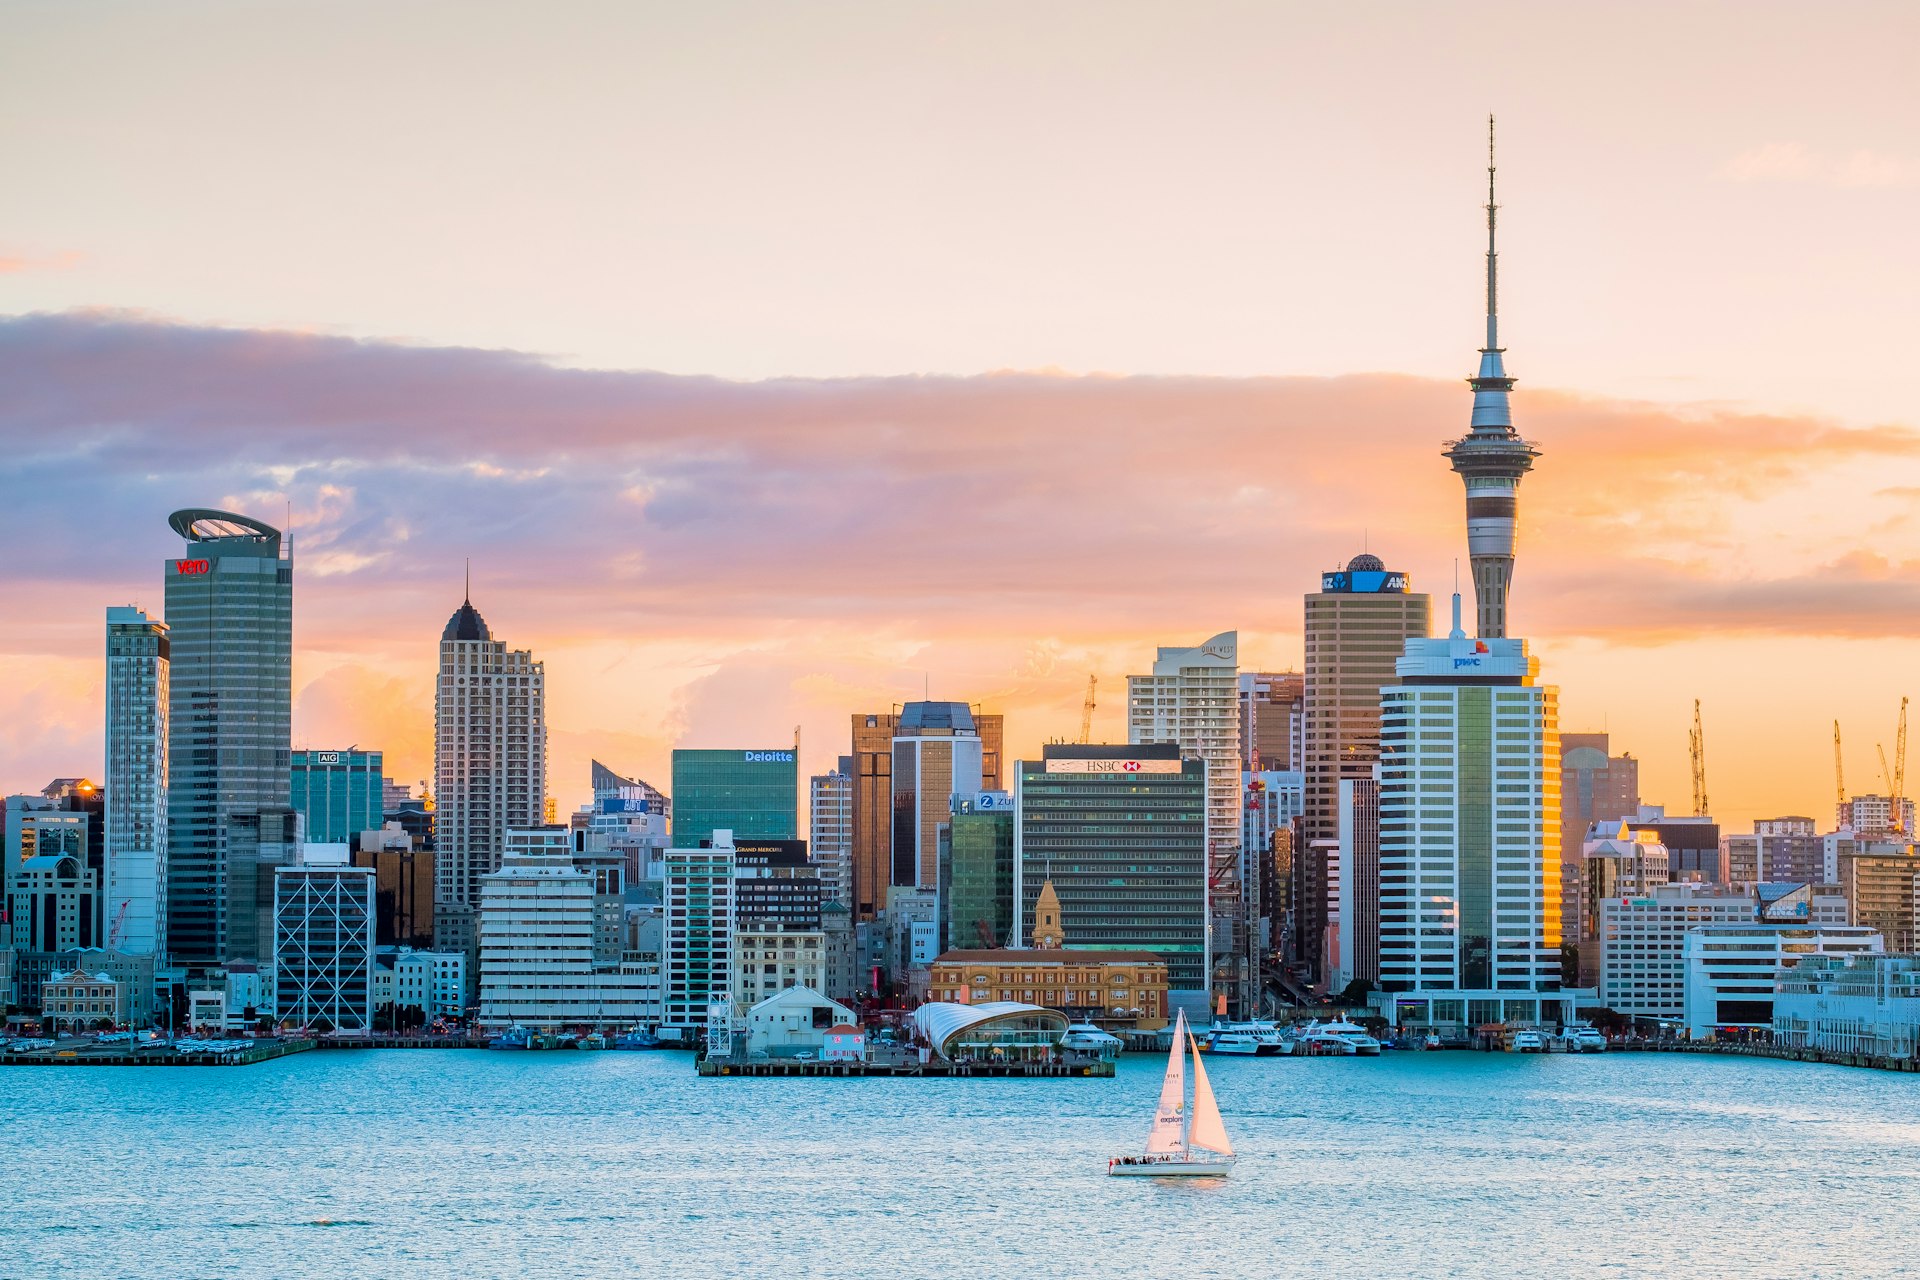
xmin=168 ymin=508 xmax=282 ymax=544
xmin=911 ymin=1001 xmax=1067 ymax=1058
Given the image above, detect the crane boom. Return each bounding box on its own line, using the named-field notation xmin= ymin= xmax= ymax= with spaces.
xmin=1835 ymin=720 xmax=1847 ymax=815
xmin=1898 ymin=697 xmax=1910 ymax=833
xmin=1880 ymin=743 xmax=1895 ymax=797
xmin=1689 ymin=700 xmax=1708 ymax=818
xmin=1078 ymin=675 xmax=1097 ymax=745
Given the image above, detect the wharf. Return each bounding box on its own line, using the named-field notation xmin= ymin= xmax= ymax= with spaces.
xmin=0 ymin=1038 xmax=315 ymax=1067
xmin=1615 ymin=1040 xmax=1920 ymax=1073
xmin=697 ymin=1057 xmax=1113 ymax=1079
xmin=314 ymin=1035 xmax=488 ymax=1050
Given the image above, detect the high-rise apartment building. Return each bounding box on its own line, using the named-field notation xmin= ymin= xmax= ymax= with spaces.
xmin=1841 ymin=850 xmax=1920 ymax=951
xmin=1839 ymin=794 xmax=1916 ymax=838
xmin=1127 ymin=633 xmax=1241 ymax=933
xmin=808 ymin=762 xmax=853 ymax=909
xmin=1377 ymin=608 xmax=1564 ymax=1026
xmin=105 ymin=607 xmax=168 ymax=957
xmin=891 ymin=702 xmax=985 ymax=890
xmin=162 ymin=509 xmax=292 ymax=969
xmin=433 ymin=594 xmax=547 ymax=958
xmin=291 ymin=749 xmax=384 ymax=844
xmin=1239 ymin=672 xmax=1305 ymax=772
xmin=671 ymin=748 xmax=798 ymax=846
xmin=1302 ymin=558 xmax=1430 ymax=979
xmin=663 ymin=837 xmax=737 ymax=1038
xmin=1013 ymin=744 xmax=1208 ymax=1012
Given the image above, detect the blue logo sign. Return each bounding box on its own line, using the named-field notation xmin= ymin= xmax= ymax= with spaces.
xmin=743 ymin=751 xmax=795 ymax=764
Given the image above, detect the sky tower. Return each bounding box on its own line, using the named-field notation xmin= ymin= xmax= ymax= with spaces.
xmin=1445 ymin=117 xmax=1540 ymax=639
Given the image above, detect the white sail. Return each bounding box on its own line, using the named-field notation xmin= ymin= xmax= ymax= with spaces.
xmin=1185 ymin=1025 xmax=1234 ymax=1158
xmin=1143 ymin=1009 xmax=1188 ymax=1154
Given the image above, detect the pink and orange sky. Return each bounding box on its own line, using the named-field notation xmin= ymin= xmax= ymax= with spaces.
xmin=3 ymin=2 xmax=1919 ymax=831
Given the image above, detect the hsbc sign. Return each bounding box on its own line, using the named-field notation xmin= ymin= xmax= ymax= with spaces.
xmin=174 ymin=559 xmax=211 ymax=575
xmin=1044 ymin=758 xmax=1182 ymax=775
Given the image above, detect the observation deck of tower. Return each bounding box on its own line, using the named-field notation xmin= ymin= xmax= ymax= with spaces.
xmin=1444 ymin=117 xmax=1540 ymax=640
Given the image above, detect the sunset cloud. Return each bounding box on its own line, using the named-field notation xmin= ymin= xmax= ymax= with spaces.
xmin=4 ymin=310 xmax=1918 ymax=826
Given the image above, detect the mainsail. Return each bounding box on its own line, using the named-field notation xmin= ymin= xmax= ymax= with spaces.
xmin=1143 ymin=1008 xmax=1188 ymax=1154
xmin=1185 ymin=1028 xmax=1234 ymax=1157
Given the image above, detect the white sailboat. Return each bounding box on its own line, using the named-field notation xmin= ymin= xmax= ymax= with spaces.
xmin=1108 ymin=1009 xmax=1236 ymax=1177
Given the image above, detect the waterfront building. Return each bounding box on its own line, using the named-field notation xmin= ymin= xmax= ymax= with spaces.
xmin=385 ymin=948 xmax=467 ymax=1020
xmin=1012 ymin=743 xmax=1208 ymax=1013
xmin=671 ymin=748 xmax=798 ymax=846
xmin=291 ymin=749 xmax=384 ymax=844
xmin=891 ymin=702 xmax=986 ymax=891
xmin=12 ymin=947 xmax=155 ymax=1026
xmin=1302 ymin=558 xmax=1431 ymax=980
xmin=433 ymin=592 xmax=547 ymax=960
xmin=1594 ymin=882 xmax=1756 ymax=1021
xmin=741 ymin=985 xmax=859 ymax=1058
xmin=1559 ymin=733 xmax=1639 ymax=962
xmin=945 ymin=791 xmax=1014 ymax=950
xmin=351 ymin=822 xmax=435 ymax=950
xmin=1375 ymin=598 xmax=1564 ymax=1030
xmin=927 ymin=880 xmax=1171 ymax=1030
xmin=1774 ymin=953 xmax=1920 ymax=1057
xmin=1445 ymin=122 xmax=1540 ymax=641
xmin=1683 ymin=921 xmax=1882 ymax=1040
xmin=104 ymin=607 xmax=169 ymax=957
xmin=273 ymin=848 xmax=377 ymax=1032
xmin=1240 ymin=672 xmax=1305 ymax=772
xmin=808 ymin=762 xmax=854 ymax=911
xmin=1128 ymin=632 xmax=1242 ymax=936
xmin=910 ymin=1001 xmax=1069 ymax=1062
xmin=733 ymin=920 xmax=827 ymax=1008
xmin=1841 ymin=850 xmax=1920 ymax=951
xmin=162 ymin=509 xmax=293 ymax=969
xmin=1839 ymin=794 xmax=1916 ymax=838
xmin=477 ymin=833 xmax=661 ymax=1030
xmin=662 ymin=836 xmax=737 ymax=1039
xmin=41 ymin=969 xmax=124 ymax=1032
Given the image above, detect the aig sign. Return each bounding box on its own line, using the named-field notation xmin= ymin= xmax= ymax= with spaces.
xmin=174 ymin=559 xmax=211 ymax=575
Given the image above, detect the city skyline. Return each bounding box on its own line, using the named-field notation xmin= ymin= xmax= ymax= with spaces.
xmin=5 ymin=7 xmax=1920 ymax=834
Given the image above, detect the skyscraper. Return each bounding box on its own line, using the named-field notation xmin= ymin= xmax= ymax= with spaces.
xmin=890 ymin=702 xmax=985 ymax=890
xmin=1559 ymin=732 xmax=1640 ymax=975
xmin=1127 ymin=632 xmax=1241 ymax=907
xmin=163 ymin=509 xmax=292 ymax=968
xmin=808 ymin=760 xmax=854 ymax=910
xmin=671 ymin=748 xmax=799 ymax=845
xmin=1302 ymin=558 xmax=1430 ymax=979
xmin=105 ymin=606 xmax=168 ymax=957
xmin=433 ymin=592 xmax=547 ymax=958
xmin=1240 ymin=672 xmax=1304 ymax=772
xmin=849 ymin=706 xmax=1004 ymax=920
xmin=1013 ymin=744 xmax=1209 ymax=1015
xmin=1377 ymin=597 xmax=1564 ymax=1027
xmin=1445 ymin=119 xmax=1540 ymax=640
xmin=291 ymin=749 xmax=385 ymax=844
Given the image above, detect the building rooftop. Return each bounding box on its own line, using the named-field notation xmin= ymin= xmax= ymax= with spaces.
xmin=442 ymin=598 xmax=492 ymax=643
xmin=934 ymin=948 xmax=1164 ymax=965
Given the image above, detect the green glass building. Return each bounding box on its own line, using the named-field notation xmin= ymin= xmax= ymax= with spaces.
xmin=671 ymin=749 xmax=799 ymax=846
xmin=944 ymin=792 xmax=1014 ymax=950
xmin=291 ymin=749 xmax=384 ymax=844
xmin=1014 ymin=744 xmax=1208 ymax=996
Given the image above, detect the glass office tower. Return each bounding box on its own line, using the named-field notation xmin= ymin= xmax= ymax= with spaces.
xmin=291 ymin=749 xmax=385 ymax=844
xmin=670 ymin=749 xmax=798 ymax=846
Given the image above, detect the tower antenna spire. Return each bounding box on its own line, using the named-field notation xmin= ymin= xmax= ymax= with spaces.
xmin=464 ymin=557 xmax=471 ymax=604
xmin=1485 ymin=113 xmax=1499 ymax=351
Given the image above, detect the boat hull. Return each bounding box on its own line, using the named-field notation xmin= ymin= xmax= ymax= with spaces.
xmin=1109 ymin=1158 xmax=1235 ymax=1178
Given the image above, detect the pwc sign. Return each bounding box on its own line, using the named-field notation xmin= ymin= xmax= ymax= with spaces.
xmin=174 ymin=558 xmax=211 ymax=575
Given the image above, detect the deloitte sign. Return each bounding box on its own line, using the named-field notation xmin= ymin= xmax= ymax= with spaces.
xmin=743 ymin=750 xmax=796 ymax=764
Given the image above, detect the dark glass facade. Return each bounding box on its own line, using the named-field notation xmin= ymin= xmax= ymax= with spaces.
xmin=1016 ymin=745 xmax=1208 ymax=993
xmin=946 ymin=801 xmax=1013 ymax=949
xmin=291 ymin=749 xmax=384 ymax=844
xmin=671 ymin=749 xmax=798 ymax=846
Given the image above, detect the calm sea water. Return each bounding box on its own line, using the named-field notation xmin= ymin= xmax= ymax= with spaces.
xmin=4 ymin=1048 xmax=1917 ymax=1279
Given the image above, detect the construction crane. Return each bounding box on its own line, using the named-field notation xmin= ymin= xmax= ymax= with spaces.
xmin=107 ymin=899 xmax=130 ymax=951
xmin=1078 ymin=675 xmax=1098 ymax=745
xmin=1897 ymin=697 xmax=1910 ymax=833
xmin=1688 ymin=700 xmax=1709 ymax=818
xmin=1880 ymin=743 xmax=1896 ymax=796
xmin=1834 ymin=721 xmax=1847 ymax=813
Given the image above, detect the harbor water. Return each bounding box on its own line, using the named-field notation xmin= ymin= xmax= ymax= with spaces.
xmin=5 ymin=1048 xmax=1917 ymax=1278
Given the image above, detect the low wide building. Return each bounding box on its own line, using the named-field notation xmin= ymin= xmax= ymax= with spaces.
xmin=743 ymin=985 xmax=857 ymax=1058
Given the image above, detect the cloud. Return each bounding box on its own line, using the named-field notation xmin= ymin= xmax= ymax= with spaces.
xmin=0 ymin=249 xmax=84 ymax=275
xmin=3 ymin=310 xmax=1919 ymax=818
xmin=1721 ymin=142 xmax=1917 ymax=189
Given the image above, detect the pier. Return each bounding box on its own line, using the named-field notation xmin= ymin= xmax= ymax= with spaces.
xmin=1613 ymin=1040 xmax=1920 ymax=1073
xmin=697 ymin=1057 xmax=1113 ymax=1078
xmin=0 ymin=1038 xmax=315 ymax=1067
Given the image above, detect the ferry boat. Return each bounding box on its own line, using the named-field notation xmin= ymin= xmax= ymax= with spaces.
xmin=488 ymin=1026 xmax=534 ymax=1050
xmin=1562 ymin=1021 xmax=1608 ymax=1053
xmin=1109 ymin=1010 xmax=1236 ymax=1178
xmin=1206 ymin=1021 xmax=1287 ymax=1056
xmin=612 ymin=1028 xmax=664 ymax=1050
xmin=1061 ymin=1023 xmax=1124 ymax=1060
xmin=1292 ymin=1019 xmax=1383 ymax=1056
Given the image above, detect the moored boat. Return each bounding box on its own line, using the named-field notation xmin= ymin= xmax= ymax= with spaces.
xmin=1292 ymin=1019 xmax=1382 ymax=1056
xmin=1061 ymin=1023 xmax=1124 ymax=1060
xmin=1109 ymin=1009 xmax=1236 ymax=1177
xmin=1562 ymin=1021 xmax=1608 ymax=1053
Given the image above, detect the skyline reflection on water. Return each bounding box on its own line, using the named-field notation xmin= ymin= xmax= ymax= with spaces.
xmin=5 ymin=1048 xmax=1917 ymax=1279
